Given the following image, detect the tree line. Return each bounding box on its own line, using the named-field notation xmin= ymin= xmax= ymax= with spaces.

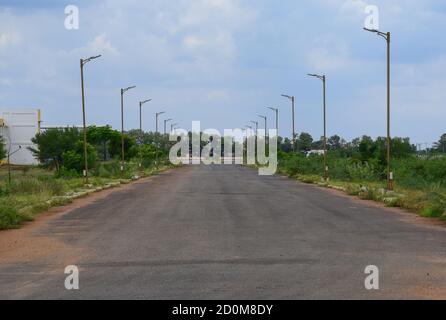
xmin=0 ymin=129 xmax=445 ymax=176
xmin=26 ymin=126 xmax=173 ymax=176
xmin=278 ymin=132 xmax=446 ymax=156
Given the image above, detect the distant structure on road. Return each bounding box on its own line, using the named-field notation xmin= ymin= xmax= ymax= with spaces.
xmin=0 ymin=108 xmax=41 ymax=165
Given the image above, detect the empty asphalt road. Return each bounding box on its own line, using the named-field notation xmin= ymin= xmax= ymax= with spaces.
xmin=0 ymin=165 xmax=445 ymax=299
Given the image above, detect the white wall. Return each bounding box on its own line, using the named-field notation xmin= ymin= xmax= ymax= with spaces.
xmin=0 ymin=109 xmax=40 ymax=165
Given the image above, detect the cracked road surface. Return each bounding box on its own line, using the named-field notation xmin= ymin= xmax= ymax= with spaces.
xmin=0 ymin=165 xmax=445 ymax=299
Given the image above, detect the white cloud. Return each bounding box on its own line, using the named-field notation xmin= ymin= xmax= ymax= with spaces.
xmin=86 ymin=34 xmax=119 ymax=56
xmin=0 ymin=32 xmax=20 ymax=48
xmin=0 ymin=0 xmax=444 ymax=142
xmin=306 ymin=36 xmax=351 ymax=71
xmin=207 ymin=89 xmax=228 ymax=101
xmin=0 ymin=78 xmax=13 ymax=86
xmin=340 ymin=0 xmax=369 ymax=16
xmin=183 ymin=35 xmax=203 ymax=50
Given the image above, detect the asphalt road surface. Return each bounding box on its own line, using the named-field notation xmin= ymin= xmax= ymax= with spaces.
xmin=0 ymin=165 xmax=445 ymax=299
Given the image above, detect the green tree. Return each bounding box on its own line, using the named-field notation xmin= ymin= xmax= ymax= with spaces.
xmin=328 ymin=135 xmax=344 ymax=150
xmin=296 ymin=132 xmax=313 ymax=152
xmin=87 ymin=125 xmax=121 ymax=160
xmin=108 ymin=133 xmax=136 ymax=161
xmin=62 ymin=141 xmax=97 ymax=173
xmin=278 ymin=137 xmax=292 ymax=153
xmin=434 ymin=134 xmax=446 ymax=153
xmin=127 ymin=130 xmax=174 ymax=156
xmin=30 ymin=128 xmax=82 ymax=171
xmin=392 ymin=137 xmax=415 ymax=158
xmin=358 ymin=136 xmax=377 ymax=162
xmin=131 ymin=144 xmax=162 ymax=167
xmin=0 ymin=136 xmax=5 ymax=160
xmin=311 ymin=137 xmax=325 ymax=150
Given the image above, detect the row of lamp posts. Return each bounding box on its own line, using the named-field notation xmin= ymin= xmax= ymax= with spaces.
xmin=79 ymin=27 xmax=392 ymax=190
xmin=243 ymin=27 xmax=392 ymax=189
xmin=80 ymin=56 xmax=177 ymax=183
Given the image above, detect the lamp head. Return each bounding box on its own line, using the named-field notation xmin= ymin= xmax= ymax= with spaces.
xmin=363 ymin=27 xmax=378 ymax=33
xmin=122 ymin=86 xmax=136 ymax=93
xmin=141 ymin=99 xmax=152 ymax=105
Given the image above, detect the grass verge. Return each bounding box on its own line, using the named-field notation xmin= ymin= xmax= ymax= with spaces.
xmin=276 ymin=166 xmax=446 ymax=222
xmin=0 ymin=163 xmax=176 ymax=230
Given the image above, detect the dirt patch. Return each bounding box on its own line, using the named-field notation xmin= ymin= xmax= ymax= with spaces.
xmin=407 ymin=286 xmax=446 ymax=300
xmin=0 ymin=170 xmax=175 ymax=264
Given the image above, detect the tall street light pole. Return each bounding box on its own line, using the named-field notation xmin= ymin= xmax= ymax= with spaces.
xmin=171 ymin=123 xmax=179 ymax=133
xmin=281 ymin=94 xmax=295 ymax=150
xmin=364 ymin=27 xmax=393 ymax=191
xmin=7 ymin=146 xmax=22 ymax=185
xmin=250 ymin=121 xmax=259 ymax=157
xmin=156 ymin=111 xmax=166 ymax=134
xmin=137 ymin=99 xmax=151 ymax=169
xmin=80 ymin=55 xmax=101 ymax=184
xmin=258 ymin=115 xmax=267 ymax=137
xmin=250 ymin=121 xmax=259 ymax=135
xmin=120 ymin=86 xmax=136 ymax=173
xmin=244 ymin=126 xmax=253 ymax=165
xmin=308 ymin=73 xmax=328 ymax=181
xmin=139 ymin=99 xmax=152 ymax=132
xmin=164 ymin=119 xmax=173 ymax=135
xmin=267 ymin=107 xmax=279 ymax=136
xmin=154 ymin=111 xmax=165 ymax=169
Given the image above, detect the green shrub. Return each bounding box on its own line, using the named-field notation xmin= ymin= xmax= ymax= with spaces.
xmin=0 ymin=205 xmax=32 ymax=229
xmin=61 ymin=141 xmax=97 ymax=174
xmin=56 ymin=167 xmax=80 ymax=179
xmin=94 ymin=161 xmax=121 ymax=177
xmin=0 ymin=135 xmax=6 ymax=160
xmin=30 ymin=127 xmax=82 ymax=171
xmin=9 ymin=178 xmax=44 ymax=195
xmin=96 ymin=164 xmax=113 ymax=178
xmin=419 ymin=191 xmax=446 ymax=217
xmin=346 ymin=162 xmax=380 ymax=181
xmin=6 ymin=176 xmax=66 ymax=196
xmin=0 ymin=184 xmax=10 ymax=197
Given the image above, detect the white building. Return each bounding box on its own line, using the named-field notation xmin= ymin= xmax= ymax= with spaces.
xmin=306 ymin=150 xmax=325 ymax=157
xmin=0 ymin=108 xmax=41 ymax=165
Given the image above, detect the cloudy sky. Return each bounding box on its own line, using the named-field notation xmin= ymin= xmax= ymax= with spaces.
xmin=0 ymin=0 xmax=445 ymax=145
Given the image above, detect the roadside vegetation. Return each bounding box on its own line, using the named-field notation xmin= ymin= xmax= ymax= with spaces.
xmin=277 ymin=133 xmax=446 ymax=220
xmin=0 ymin=126 xmax=177 ymax=230
xmin=0 ymin=136 xmax=5 ymax=160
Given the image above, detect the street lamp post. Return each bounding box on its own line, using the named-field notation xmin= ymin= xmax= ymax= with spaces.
xmin=164 ymin=119 xmax=173 ymax=135
xmin=245 ymin=125 xmax=253 ymax=139
xmin=171 ymin=123 xmax=179 ymax=133
xmin=250 ymin=121 xmax=259 ymax=135
xmin=120 ymin=86 xmax=136 ymax=173
xmin=80 ymin=55 xmax=101 ymax=184
xmin=267 ymin=107 xmax=279 ymax=136
xmin=7 ymin=146 xmax=22 ymax=185
xmin=137 ymin=99 xmax=151 ymax=169
xmin=258 ymin=115 xmax=267 ymax=136
xmin=281 ymin=94 xmax=296 ymax=150
xmin=250 ymin=121 xmax=259 ymax=158
xmin=154 ymin=111 xmax=166 ymax=169
xmin=139 ymin=99 xmax=152 ymax=132
xmin=245 ymin=125 xmax=253 ymax=164
xmin=364 ymin=27 xmax=393 ymax=191
xmin=308 ymin=73 xmax=328 ymax=181
xmin=155 ymin=111 xmax=166 ymax=134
